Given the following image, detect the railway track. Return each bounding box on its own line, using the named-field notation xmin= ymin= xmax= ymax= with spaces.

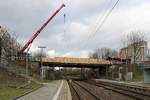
xmin=68 ymin=79 xmax=150 ymax=100
xmin=86 ymin=80 xmax=150 ymax=100
xmin=68 ymin=80 xmax=101 ymax=100
xmin=68 ymin=80 xmax=81 ymax=100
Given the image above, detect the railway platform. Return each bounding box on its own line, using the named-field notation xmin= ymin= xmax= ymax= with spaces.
xmin=16 ymin=80 xmax=72 ymax=100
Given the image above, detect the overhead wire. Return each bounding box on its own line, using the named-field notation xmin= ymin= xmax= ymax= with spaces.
xmin=64 ymin=0 xmax=114 ymax=52
xmin=61 ymin=0 xmax=120 ymax=54
xmin=82 ymin=0 xmax=120 ymax=49
xmin=85 ymin=0 xmax=113 ymax=41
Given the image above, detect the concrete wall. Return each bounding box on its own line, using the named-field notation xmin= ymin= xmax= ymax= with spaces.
xmin=144 ymin=68 xmax=150 ymax=83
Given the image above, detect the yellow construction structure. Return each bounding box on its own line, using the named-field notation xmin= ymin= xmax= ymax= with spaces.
xmin=42 ymin=57 xmax=111 ymax=65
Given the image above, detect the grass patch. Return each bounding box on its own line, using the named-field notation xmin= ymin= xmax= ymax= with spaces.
xmin=132 ymin=75 xmax=143 ymax=81
xmin=0 ymin=68 xmax=42 ymax=100
xmin=0 ymin=82 xmax=42 ymax=100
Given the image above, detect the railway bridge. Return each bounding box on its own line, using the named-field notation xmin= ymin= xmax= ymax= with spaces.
xmin=41 ymin=57 xmax=112 ymax=79
xmin=42 ymin=57 xmax=111 ymax=68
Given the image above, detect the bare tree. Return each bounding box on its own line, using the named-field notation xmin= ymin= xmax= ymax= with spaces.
xmin=120 ymin=35 xmax=129 ymax=59
xmin=90 ymin=48 xmax=118 ymax=59
xmin=121 ymin=31 xmax=146 ymax=63
xmin=0 ymin=26 xmax=21 ymax=67
xmin=89 ymin=49 xmax=101 ymax=59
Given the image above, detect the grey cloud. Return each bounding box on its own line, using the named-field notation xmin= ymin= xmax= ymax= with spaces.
xmin=0 ymin=0 xmax=150 ymax=57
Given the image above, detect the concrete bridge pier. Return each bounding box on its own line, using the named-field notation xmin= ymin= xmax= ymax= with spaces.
xmin=80 ymin=67 xmax=86 ymax=80
xmin=144 ymin=68 xmax=150 ymax=83
xmin=97 ymin=66 xmax=109 ymax=79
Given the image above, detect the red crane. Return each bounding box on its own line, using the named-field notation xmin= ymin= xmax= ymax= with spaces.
xmin=20 ymin=3 xmax=65 ymax=53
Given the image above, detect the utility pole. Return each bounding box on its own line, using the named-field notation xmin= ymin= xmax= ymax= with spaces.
xmin=38 ymin=46 xmax=46 ymax=80
xmin=26 ymin=47 xmax=30 ymax=77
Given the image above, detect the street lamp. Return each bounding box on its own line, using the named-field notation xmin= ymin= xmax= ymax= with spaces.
xmin=38 ymin=46 xmax=46 ymax=66
xmin=38 ymin=46 xmax=46 ymax=80
xmin=25 ymin=47 xmax=30 ymax=77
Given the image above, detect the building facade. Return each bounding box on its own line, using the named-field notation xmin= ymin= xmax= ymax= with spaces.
xmin=120 ymin=41 xmax=148 ymax=64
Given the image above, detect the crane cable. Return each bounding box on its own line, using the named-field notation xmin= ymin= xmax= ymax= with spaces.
xmin=64 ymin=13 xmax=66 ymax=35
xmin=62 ymin=0 xmax=71 ymax=50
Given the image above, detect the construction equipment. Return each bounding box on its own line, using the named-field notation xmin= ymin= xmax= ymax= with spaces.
xmin=20 ymin=3 xmax=65 ymax=53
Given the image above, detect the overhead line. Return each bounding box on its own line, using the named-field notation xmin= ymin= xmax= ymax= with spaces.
xmin=67 ymin=0 xmax=113 ymax=51
xmin=92 ymin=0 xmax=120 ymax=37
xmin=87 ymin=0 xmax=113 ymax=40
xmin=83 ymin=0 xmax=120 ymax=49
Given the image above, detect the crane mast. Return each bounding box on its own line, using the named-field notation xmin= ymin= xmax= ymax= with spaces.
xmin=20 ymin=4 xmax=65 ymax=53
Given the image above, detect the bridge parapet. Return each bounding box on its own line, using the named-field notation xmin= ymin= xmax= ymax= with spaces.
xmin=42 ymin=57 xmax=111 ymax=65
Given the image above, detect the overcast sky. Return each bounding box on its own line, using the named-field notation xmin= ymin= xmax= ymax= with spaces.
xmin=1 ymin=0 xmax=150 ymax=58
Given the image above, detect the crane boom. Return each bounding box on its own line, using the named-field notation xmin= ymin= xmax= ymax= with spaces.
xmin=20 ymin=4 xmax=65 ymax=53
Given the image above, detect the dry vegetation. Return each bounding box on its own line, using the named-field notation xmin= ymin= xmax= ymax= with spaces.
xmin=0 ymin=67 xmax=42 ymax=100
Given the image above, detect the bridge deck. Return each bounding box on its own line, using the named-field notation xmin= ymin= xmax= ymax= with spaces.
xmin=42 ymin=57 xmax=111 ymax=68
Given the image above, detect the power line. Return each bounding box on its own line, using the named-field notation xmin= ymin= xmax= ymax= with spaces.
xmin=83 ymin=0 xmax=120 ymax=49
xmin=86 ymin=0 xmax=113 ymax=40
xmin=61 ymin=0 xmax=120 ymax=52
xmin=64 ymin=0 xmax=114 ymax=51
xmin=93 ymin=0 xmax=120 ymax=37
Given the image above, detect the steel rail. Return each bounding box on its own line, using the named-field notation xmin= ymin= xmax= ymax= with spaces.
xmin=86 ymin=81 xmax=150 ymax=100
xmin=68 ymin=81 xmax=82 ymax=100
xmin=73 ymin=81 xmax=101 ymax=100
